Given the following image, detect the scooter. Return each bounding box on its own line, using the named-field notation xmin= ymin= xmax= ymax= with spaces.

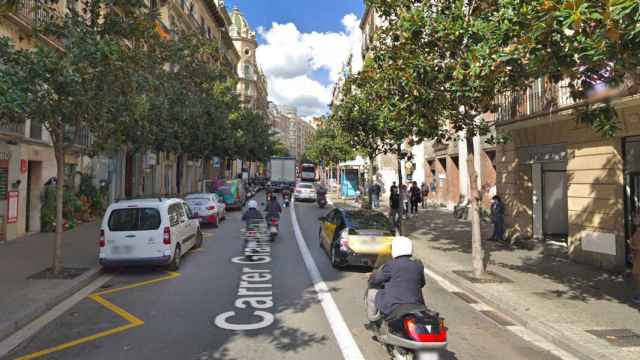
xmin=282 ymin=189 xmax=291 ymax=208
xmin=316 ymin=187 xmax=328 ymax=208
xmin=267 ymin=214 xmax=279 ymax=241
xmin=365 ymin=280 xmax=447 ymax=359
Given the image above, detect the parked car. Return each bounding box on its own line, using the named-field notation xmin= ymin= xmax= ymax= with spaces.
xmin=99 ymin=198 xmax=202 ymax=271
xmin=185 ymin=193 xmax=226 ymax=227
xmin=217 ymin=179 xmax=246 ymax=210
xmin=318 ymin=208 xmax=394 ymax=269
xmin=216 ymin=179 xmax=247 ymax=210
xmin=294 ymin=182 xmax=317 ymax=202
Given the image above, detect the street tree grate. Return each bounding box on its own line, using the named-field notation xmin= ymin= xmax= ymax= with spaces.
xmin=451 ymin=291 xmax=479 ymax=304
xmin=452 ymin=270 xmax=513 ymax=284
xmin=27 ymin=267 xmax=88 ymax=280
xmin=586 ymin=329 xmax=640 ymax=347
xmin=479 ymin=310 xmax=515 ymax=327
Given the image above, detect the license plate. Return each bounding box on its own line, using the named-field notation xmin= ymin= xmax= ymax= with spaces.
xmin=270 ymin=226 xmax=277 ymax=233
xmin=112 ymin=245 xmax=134 ymax=255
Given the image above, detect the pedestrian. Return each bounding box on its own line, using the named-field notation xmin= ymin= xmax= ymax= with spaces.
xmin=390 ymin=181 xmax=398 ymax=195
xmin=389 ymin=187 xmax=401 ymax=231
xmin=410 ymin=181 xmax=421 ymax=215
xmin=629 ymin=212 xmax=640 ymax=304
xmin=489 ymin=195 xmax=505 ymax=242
xmin=372 ymin=182 xmax=381 ymax=209
xmin=367 ymin=183 xmax=375 ymax=208
xmin=400 ymin=184 xmax=409 ymax=219
xmin=421 ymin=182 xmax=429 ymax=209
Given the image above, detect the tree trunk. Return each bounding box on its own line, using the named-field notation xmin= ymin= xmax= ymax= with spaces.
xmin=396 ymin=143 xmax=403 ymax=235
xmin=368 ymin=153 xmax=376 ymax=208
xmin=138 ymin=148 xmax=145 ymax=196
xmin=467 ymin=137 xmax=484 ymax=278
xmin=396 ymin=143 xmax=403 ymax=185
xmin=52 ymin=142 xmax=65 ymax=275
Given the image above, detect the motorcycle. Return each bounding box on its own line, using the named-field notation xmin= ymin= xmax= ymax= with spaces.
xmin=282 ymin=189 xmax=291 ymax=208
xmin=365 ymin=275 xmax=448 ymax=359
xmin=242 ymin=218 xmax=270 ymax=261
xmin=316 ymin=187 xmax=328 ymax=208
xmin=266 ymin=214 xmax=279 ymax=241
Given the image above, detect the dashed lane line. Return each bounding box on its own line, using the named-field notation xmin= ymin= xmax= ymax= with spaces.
xmin=11 ymin=271 xmax=180 ymax=360
xmin=424 ymin=268 xmax=581 ymax=360
xmin=290 ymin=200 xmax=365 ymax=360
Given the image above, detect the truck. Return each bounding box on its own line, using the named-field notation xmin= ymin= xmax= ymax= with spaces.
xmin=268 ymin=156 xmax=297 ymax=192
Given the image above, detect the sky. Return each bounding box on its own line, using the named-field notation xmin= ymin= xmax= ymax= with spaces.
xmin=226 ymin=0 xmax=365 ymax=119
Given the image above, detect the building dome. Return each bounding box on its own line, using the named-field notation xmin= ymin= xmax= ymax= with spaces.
xmin=230 ymin=6 xmax=255 ymax=40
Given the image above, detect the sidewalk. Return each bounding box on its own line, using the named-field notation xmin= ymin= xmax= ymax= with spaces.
xmin=0 ymin=222 xmax=101 ymax=342
xmin=329 ymin=193 xmax=640 ymax=360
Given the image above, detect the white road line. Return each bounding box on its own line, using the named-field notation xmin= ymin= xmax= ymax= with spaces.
xmin=290 ymin=200 xmax=365 ymax=360
xmin=0 ymin=274 xmax=113 ymax=358
xmin=423 ymin=268 xmax=580 ymax=360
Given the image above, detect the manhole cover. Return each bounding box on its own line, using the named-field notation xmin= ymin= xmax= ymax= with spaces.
xmin=587 ymin=329 xmax=640 ymax=347
xmin=28 ymin=267 xmax=88 ymax=280
xmin=453 ymin=270 xmax=513 ymax=284
xmin=451 ymin=291 xmax=478 ymax=304
xmin=479 ymin=310 xmax=515 ymax=327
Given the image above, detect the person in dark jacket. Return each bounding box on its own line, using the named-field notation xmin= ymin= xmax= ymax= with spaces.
xmin=264 ymin=194 xmax=282 ymax=220
xmin=489 ymin=195 xmax=505 ymax=241
xmin=242 ymin=200 xmax=263 ymax=225
xmin=409 ymin=181 xmax=421 ymax=215
xmin=389 ymin=187 xmax=401 ymax=230
xmin=367 ymin=237 xmax=425 ymax=320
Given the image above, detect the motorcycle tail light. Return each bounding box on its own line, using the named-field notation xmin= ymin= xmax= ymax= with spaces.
xmin=270 ymin=218 xmax=278 ymax=225
xmin=403 ymin=316 xmax=447 ymax=343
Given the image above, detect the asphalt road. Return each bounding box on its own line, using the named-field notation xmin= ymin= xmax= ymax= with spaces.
xmin=4 ymin=192 xmax=564 ymax=360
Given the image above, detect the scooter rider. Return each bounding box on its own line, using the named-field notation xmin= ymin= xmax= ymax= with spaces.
xmin=367 ymin=236 xmax=426 ymax=322
xmin=264 ymin=193 xmax=282 ymax=219
xmin=242 ymin=200 xmax=263 ymax=225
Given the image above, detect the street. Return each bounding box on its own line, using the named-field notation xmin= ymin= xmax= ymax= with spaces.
xmin=3 ymin=192 xmax=564 ymax=360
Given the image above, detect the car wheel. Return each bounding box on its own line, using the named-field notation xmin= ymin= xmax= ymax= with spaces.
xmin=222 ymin=210 xmax=226 ymax=221
xmin=194 ymin=230 xmax=203 ymax=249
xmin=330 ymin=244 xmax=341 ymax=268
xmin=168 ymin=246 xmax=181 ymax=271
xmin=319 ymin=228 xmax=323 ymax=248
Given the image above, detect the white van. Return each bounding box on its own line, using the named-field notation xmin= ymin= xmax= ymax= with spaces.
xmin=99 ymin=198 xmax=202 ymax=270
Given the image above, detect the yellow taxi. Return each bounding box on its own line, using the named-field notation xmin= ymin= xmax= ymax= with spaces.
xmin=318 ymin=208 xmax=395 ymax=269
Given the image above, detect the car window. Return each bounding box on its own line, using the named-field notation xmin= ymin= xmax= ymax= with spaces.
xmin=186 ymin=198 xmax=209 ymax=205
xmin=298 ymin=183 xmax=313 ymax=189
xmin=182 ymin=203 xmax=193 ymax=219
xmin=168 ymin=204 xmax=182 ymax=226
xmin=108 ymin=208 xmax=161 ymax=231
xmin=328 ymin=210 xmax=340 ymax=224
xmin=346 ymin=211 xmax=392 ymax=230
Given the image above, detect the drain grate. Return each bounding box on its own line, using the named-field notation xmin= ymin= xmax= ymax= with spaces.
xmin=451 ymin=291 xmax=478 ymax=304
xmin=586 ymin=329 xmax=640 ymax=348
xmin=28 ymin=267 xmax=88 ymax=280
xmin=479 ymin=310 xmax=515 ymax=327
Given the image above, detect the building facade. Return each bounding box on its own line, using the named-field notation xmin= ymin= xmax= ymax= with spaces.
xmin=495 ymin=78 xmax=640 ymax=271
xmin=229 ymin=7 xmax=268 ymax=115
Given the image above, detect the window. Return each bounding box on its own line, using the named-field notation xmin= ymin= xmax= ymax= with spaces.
xmin=108 ymin=208 xmax=161 ymax=231
xmin=168 ymin=204 xmax=183 ymax=226
xmin=346 ymin=211 xmax=392 ymax=230
xmin=182 ymin=203 xmax=192 ymax=219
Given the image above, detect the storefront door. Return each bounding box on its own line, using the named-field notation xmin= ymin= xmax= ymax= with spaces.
xmin=543 ymin=170 xmax=569 ymax=237
xmin=625 ymin=136 xmax=640 ymax=265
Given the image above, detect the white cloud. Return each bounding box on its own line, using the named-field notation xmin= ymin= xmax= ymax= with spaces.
xmin=256 ymin=14 xmax=362 ymax=118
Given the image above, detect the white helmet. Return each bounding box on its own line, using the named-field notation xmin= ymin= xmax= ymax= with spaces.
xmin=392 ymin=236 xmax=413 ymax=258
xmin=248 ymin=200 xmax=258 ymax=209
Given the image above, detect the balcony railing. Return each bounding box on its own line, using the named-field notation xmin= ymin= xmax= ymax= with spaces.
xmin=0 ymin=122 xmax=26 ymax=136
xmin=15 ymin=0 xmax=49 ymax=25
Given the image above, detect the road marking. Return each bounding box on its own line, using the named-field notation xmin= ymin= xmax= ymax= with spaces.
xmin=0 ymin=274 xmax=112 ymax=359
xmin=423 ymin=268 xmax=580 ymax=360
xmin=290 ymin=200 xmax=365 ymax=360
xmin=12 ymin=271 xmax=180 ymax=360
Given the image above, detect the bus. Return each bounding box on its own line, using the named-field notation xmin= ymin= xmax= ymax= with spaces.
xmin=300 ymin=163 xmax=316 ymax=182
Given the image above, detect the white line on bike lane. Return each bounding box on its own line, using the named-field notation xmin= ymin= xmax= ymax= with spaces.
xmin=290 ymin=200 xmax=365 ymax=360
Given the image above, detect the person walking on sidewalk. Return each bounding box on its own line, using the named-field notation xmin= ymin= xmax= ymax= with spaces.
xmin=421 ymin=182 xmax=429 ymax=209
xmin=629 ymin=212 xmax=640 ymax=304
xmin=410 ymin=181 xmax=421 ymax=216
xmin=372 ymin=182 xmax=381 ymax=209
xmin=390 ymin=181 xmax=398 ymax=195
xmin=389 ymin=187 xmax=401 ymax=230
xmin=489 ymin=195 xmax=505 ymax=242
xmin=400 ymin=184 xmax=409 ymax=219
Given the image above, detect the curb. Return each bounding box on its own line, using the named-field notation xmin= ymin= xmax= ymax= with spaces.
xmin=421 ymin=262 xmax=602 ymax=360
xmin=0 ymin=266 xmax=103 ymax=343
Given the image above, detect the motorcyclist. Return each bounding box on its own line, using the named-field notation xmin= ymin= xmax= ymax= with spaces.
xmin=367 ymin=236 xmax=426 ymax=322
xmin=264 ymin=193 xmax=282 ymax=220
xmin=241 ymin=200 xmax=263 ymax=226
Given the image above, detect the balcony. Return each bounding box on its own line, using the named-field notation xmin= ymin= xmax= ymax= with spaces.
xmin=14 ymin=0 xmax=49 ymax=26
xmin=0 ymin=122 xmax=26 ymax=136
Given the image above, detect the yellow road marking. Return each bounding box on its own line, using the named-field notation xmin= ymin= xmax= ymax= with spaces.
xmin=92 ymin=271 xmax=180 ymax=296
xmin=14 ymin=272 xmax=179 ymax=360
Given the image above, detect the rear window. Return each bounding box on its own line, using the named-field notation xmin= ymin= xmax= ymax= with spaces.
xmin=186 ymin=198 xmax=210 ymax=204
xmin=347 ymin=211 xmax=392 ymax=230
xmin=218 ymin=186 xmax=232 ymax=195
xmin=297 ymin=183 xmax=314 ymax=189
xmin=108 ymin=208 xmax=161 ymax=231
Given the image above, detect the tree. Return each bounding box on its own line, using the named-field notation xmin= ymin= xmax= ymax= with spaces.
xmin=0 ymin=0 xmax=153 ymax=274
xmin=304 ymin=120 xmax=354 ymax=184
